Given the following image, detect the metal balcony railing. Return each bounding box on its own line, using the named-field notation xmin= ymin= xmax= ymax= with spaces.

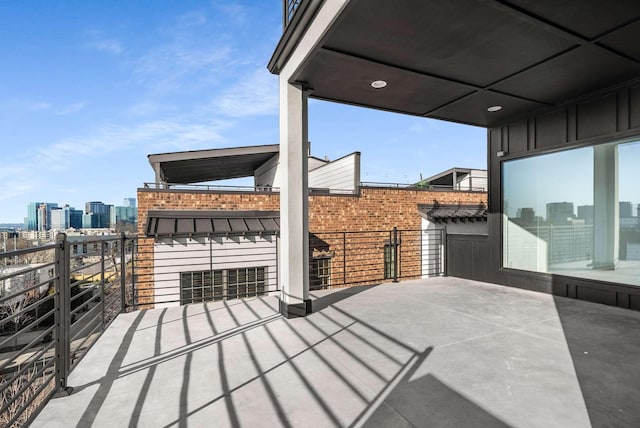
xmin=0 ymin=226 xmax=445 ymax=424
xmin=360 ymin=181 xmax=488 ymax=192
xmin=132 ymin=227 xmax=445 ymax=308
xmin=142 ymin=181 xmax=487 ymax=194
xmin=0 ymin=233 xmax=135 ymax=427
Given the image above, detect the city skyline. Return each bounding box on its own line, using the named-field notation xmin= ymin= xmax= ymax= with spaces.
xmin=13 ymin=197 xmax=137 ymax=230
xmin=503 ymin=140 xmax=640 ymax=219
xmin=0 ymin=1 xmax=486 ymax=223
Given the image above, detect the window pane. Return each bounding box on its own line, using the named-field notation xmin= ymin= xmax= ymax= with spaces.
xmin=180 ymin=270 xmax=215 ymax=305
xmin=503 ymin=139 xmax=640 ymax=286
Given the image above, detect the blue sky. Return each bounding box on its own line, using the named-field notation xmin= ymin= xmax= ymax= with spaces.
xmin=0 ymin=1 xmax=486 ymax=223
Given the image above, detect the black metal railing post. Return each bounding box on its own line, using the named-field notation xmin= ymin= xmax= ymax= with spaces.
xmin=130 ymin=238 xmax=136 ymax=310
xmin=120 ymin=233 xmax=126 ymax=312
xmin=343 ymin=232 xmax=347 ymax=285
xmin=441 ymin=229 xmax=447 ymax=276
xmin=101 ymin=241 xmax=106 ymax=330
xmin=392 ymin=227 xmax=399 ymax=283
xmin=54 ymin=233 xmax=71 ymax=395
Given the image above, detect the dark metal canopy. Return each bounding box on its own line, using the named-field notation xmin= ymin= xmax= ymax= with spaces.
xmin=145 ymin=210 xmax=280 ymax=238
xmin=419 ymin=204 xmax=487 ymax=223
xmin=148 ymin=144 xmax=279 ymax=184
xmin=270 ymin=0 xmax=640 ymax=127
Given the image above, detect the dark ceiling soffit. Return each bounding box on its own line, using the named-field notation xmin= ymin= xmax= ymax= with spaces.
xmin=423 ymin=168 xmax=472 ymax=184
xmin=147 ymin=144 xmax=279 ymax=164
xmin=282 ymin=1 xmax=640 ymax=128
xmin=304 ymin=46 xmax=567 ymax=123
xmin=294 ymin=48 xmax=556 ymax=127
xmin=268 ymin=0 xmax=324 ymax=74
xmin=487 ymin=1 xmax=640 ymax=46
xmin=148 ymin=144 xmax=280 ymax=184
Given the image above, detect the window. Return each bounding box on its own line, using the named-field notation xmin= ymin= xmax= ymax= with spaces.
xmin=180 ymin=271 xmax=213 ymax=304
xmin=503 ymin=138 xmax=640 ymax=286
xmin=310 ymin=257 xmax=331 ymax=288
xmin=384 ymin=244 xmax=396 ymax=279
xmin=228 ymin=267 xmax=266 ymax=299
xmin=180 ymin=267 xmax=267 ymax=305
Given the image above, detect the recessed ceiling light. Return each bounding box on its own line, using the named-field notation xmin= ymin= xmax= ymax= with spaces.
xmin=371 ymin=80 xmax=387 ymax=89
xmin=487 ymin=105 xmax=502 ymax=112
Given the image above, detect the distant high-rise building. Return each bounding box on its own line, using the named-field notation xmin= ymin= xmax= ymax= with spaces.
xmin=516 ymin=207 xmax=536 ymax=226
xmin=37 ymin=204 xmax=48 ymax=231
xmin=26 ymin=202 xmax=58 ymax=231
xmin=620 ymin=201 xmax=633 ymax=218
xmin=26 ymin=202 xmax=41 ymax=231
xmin=577 ymin=205 xmax=594 ymax=225
xmin=114 ymin=206 xmax=137 ymax=225
xmin=123 ymin=198 xmax=136 ymax=208
xmin=110 ymin=205 xmax=117 ymax=228
xmin=82 ymin=213 xmax=101 ymax=229
xmin=546 ymin=202 xmax=574 ymax=225
xmin=50 ymin=205 xmax=83 ymax=230
xmin=34 ymin=202 xmax=58 ymax=231
xmin=69 ymin=208 xmax=83 ymax=229
xmin=84 ymin=201 xmax=111 ymax=228
xmin=50 ymin=207 xmax=67 ymax=230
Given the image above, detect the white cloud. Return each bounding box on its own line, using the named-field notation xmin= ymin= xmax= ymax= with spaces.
xmin=0 ymin=165 xmax=40 ymax=203
xmin=90 ymin=39 xmax=123 ymax=55
xmin=213 ymin=68 xmax=278 ymax=117
xmin=55 ymin=102 xmax=86 ymax=115
xmin=84 ymin=30 xmax=123 ymax=55
xmin=131 ymin=10 xmax=235 ymax=93
xmin=34 ymin=116 xmax=232 ymax=171
xmin=27 ymin=102 xmax=52 ymax=111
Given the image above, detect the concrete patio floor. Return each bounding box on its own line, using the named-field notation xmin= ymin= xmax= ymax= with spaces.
xmin=33 ymin=277 xmax=640 ymax=427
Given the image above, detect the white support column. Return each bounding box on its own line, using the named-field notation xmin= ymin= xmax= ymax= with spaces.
xmin=278 ymin=77 xmax=311 ymax=318
xmin=592 ymin=144 xmax=619 ymax=270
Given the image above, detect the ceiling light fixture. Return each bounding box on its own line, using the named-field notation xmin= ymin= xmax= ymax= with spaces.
xmin=371 ymin=80 xmax=387 ymax=89
xmin=487 ymin=105 xmax=502 ymax=112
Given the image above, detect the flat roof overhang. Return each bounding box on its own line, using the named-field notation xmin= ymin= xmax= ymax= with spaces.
xmin=148 ymin=144 xmax=279 ymax=184
xmin=270 ymin=0 xmax=640 ymax=128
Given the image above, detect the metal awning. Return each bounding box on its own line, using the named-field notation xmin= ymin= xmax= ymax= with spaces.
xmin=148 ymin=144 xmax=279 ymax=184
xmin=145 ymin=210 xmax=280 ymax=237
xmin=419 ymin=204 xmax=487 ymax=223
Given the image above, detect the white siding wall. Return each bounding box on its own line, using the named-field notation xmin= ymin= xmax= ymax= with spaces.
xmin=458 ymin=170 xmax=488 ymax=191
xmin=153 ymin=235 xmax=278 ymax=307
xmin=421 ymin=218 xmax=445 ymax=278
xmin=308 ymin=152 xmax=360 ymax=192
xmin=308 ymin=157 xmax=328 ymax=171
xmin=254 ymin=154 xmax=349 ymax=190
xmin=254 ymin=155 xmax=281 ymax=188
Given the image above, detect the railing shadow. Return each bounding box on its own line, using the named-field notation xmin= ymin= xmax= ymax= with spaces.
xmin=310 ymin=284 xmax=378 ymax=312
xmin=50 ymin=284 xmax=513 ymax=427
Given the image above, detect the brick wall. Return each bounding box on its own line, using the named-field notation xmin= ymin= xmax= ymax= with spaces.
xmin=136 ymin=187 xmax=486 ymax=305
